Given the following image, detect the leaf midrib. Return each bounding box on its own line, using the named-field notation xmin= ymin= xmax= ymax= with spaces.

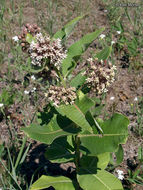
xmin=79 ymin=134 xmax=127 ymax=137
xmin=85 ymin=169 xmax=111 ymax=190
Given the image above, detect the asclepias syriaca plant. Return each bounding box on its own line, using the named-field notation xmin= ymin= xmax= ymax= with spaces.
xmin=15 ymin=16 xmax=129 ymax=190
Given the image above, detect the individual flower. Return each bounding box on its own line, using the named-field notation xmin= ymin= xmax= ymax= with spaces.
xmin=110 ymin=96 xmax=115 ymax=100
xmin=24 ymin=90 xmax=29 ymax=95
xmin=117 ymin=169 xmax=124 ymax=180
xmin=31 ymin=87 xmax=36 ymax=93
xmin=46 ymin=86 xmax=77 ymax=107
xmin=134 ymin=97 xmax=138 ymax=101
xmin=29 ymin=33 xmax=67 ymax=69
xmin=117 ymin=31 xmax=121 ymax=34
xmin=100 ymin=59 xmax=103 ymax=63
xmin=111 ymin=41 xmax=115 ymax=45
xmin=82 ymin=58 xmax=116 ymax=95
xmin=0 ymin=103 xmax=4 ymax=108
xmin=12 ymin=36 xmax=19 ymax=42
xmin=31 ymin=75 xmax=36 ymax=80
xmin=99 ymin=34 xmax=106 ymax=39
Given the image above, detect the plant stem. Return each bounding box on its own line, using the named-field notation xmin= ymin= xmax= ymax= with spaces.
xmin=54 ymin=67 xmax=66 ymax=88
xmin=74 ymin=135 xmax=81 ymax=190
xmin=75 ymin=135 xmax=80 ymax=173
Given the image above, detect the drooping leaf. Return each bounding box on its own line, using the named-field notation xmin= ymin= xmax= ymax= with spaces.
xmin=31 ymin=175 xmax=75 ymax=190
xmin=22 ymin=114 xmax=80 ymax=145
xmin=79 ymin=113 xmax=129 ymax=155
xmin=77 ymin=170 xmax=123 ymax=190
xmin=53 ymin=16 xmax=83 ymax=41
xmin=62 ymin=28 xmax=105 ymax=77
xmin=56 ymin=104 xmax=93 ymax=133
xmin=96 ymin=46 xmax=112 ymax=60
xmin=45 ymin=136 xmax=74 ymax=163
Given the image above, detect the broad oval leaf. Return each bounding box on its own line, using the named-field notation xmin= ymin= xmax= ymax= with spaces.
xmin=56 ymin=104 xmax=93 ymax=133
xmin=45 ymin=136 xmax=74 ymax=163
xmin=31 ymin=175 xmax=75 ymax=190
xmin=75 ymin=91 xmax=95 ymax=114
xmin=22 ymin=114 xmax=80 ymax=145
xmin=62 ymin=28 xmax=105 ymax=77
xmin=79 ymin=113 xmax=129 ymax=155
xmin=77 ymin=170 xmax=123 ymax=190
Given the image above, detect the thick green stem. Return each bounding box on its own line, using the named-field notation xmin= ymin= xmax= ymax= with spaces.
xmin=54 ymin=67 xmax=66 ymax=88
xmin=75 ymin=135 xmax=80 ymax=173
xmin=74 ymin=135 xmax=81 ymax=190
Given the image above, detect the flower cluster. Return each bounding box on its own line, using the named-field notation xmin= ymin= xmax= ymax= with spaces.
xmin=45 ymin=86 xmax=77 ymax=107
xmin=29 ymin=33 xmax=67 ymax=69
xmin=82 ymin=58 xmax=116 ymax=94
xmin=18 ymin=23 xmax=41 ymax=51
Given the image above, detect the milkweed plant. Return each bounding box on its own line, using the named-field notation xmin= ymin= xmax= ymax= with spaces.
xmin=13 ymin=16 xmax=129 ymax=190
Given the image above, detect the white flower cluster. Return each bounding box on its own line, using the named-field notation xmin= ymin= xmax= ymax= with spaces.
xmin=82 ymin=58 xmax=117 ymax=94
xmin=117 ymin=169 xmax=124 ymax=180
xmin=45 ymin=86 xmax=77 ymax=107
xmin=29 ymin=33 xmax=67 ymax=69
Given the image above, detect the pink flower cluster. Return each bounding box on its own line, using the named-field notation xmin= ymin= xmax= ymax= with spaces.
xmin=29 ymin=33 xmax=67 ymax=69
xmin=82 ymin=58 xmax=116 ymax=94
xmin=45 ymin=86 xmax=77 ymax=107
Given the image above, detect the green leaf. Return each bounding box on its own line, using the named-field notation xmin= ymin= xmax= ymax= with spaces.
xmin=79 ymin=113 xmax=129 ymax=155
xmin=45 ymin=136 xmax=74 ymax=163
xmin=75 ymin=91 xmax=95 ymax=114
xmin=26 ymin=33 xmax=36 ymax=44
xmin=70 ymin=71 xmax=86 ymax=89
xmin=96 ymin=46 xmax=112 ymax=60
xmin=115 ymin=144 xmax=124 ymax=165
xmin=77 ymin=170 xmax=123 ymax=190
xmin=56 ymin=104 xmax=93 ymax=133
xmin=53 ymin=16 xmax=83 ymax=41
xmin=22 ymin=114 xmax=80 ymax=145
xmin=31 ymin=175 xmax=75 ymax=190
xmin=80 ymin=152 xmax=110 ymax=172
xmin=85 ymin=111 xmax=103 ymax=134
xmin=62 ymin=27 xmax=105 ymax=77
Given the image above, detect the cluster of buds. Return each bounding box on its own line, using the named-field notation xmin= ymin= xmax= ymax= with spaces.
xmin=18 ymin=23 xmax=41 ymax=51
xmin=45 ymin=86 xmax=77 ymax=107
xmin=82 ymin=58 xmax=116 ymax=94
xmin=29 ymin=33 xmax=67 ymax=69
